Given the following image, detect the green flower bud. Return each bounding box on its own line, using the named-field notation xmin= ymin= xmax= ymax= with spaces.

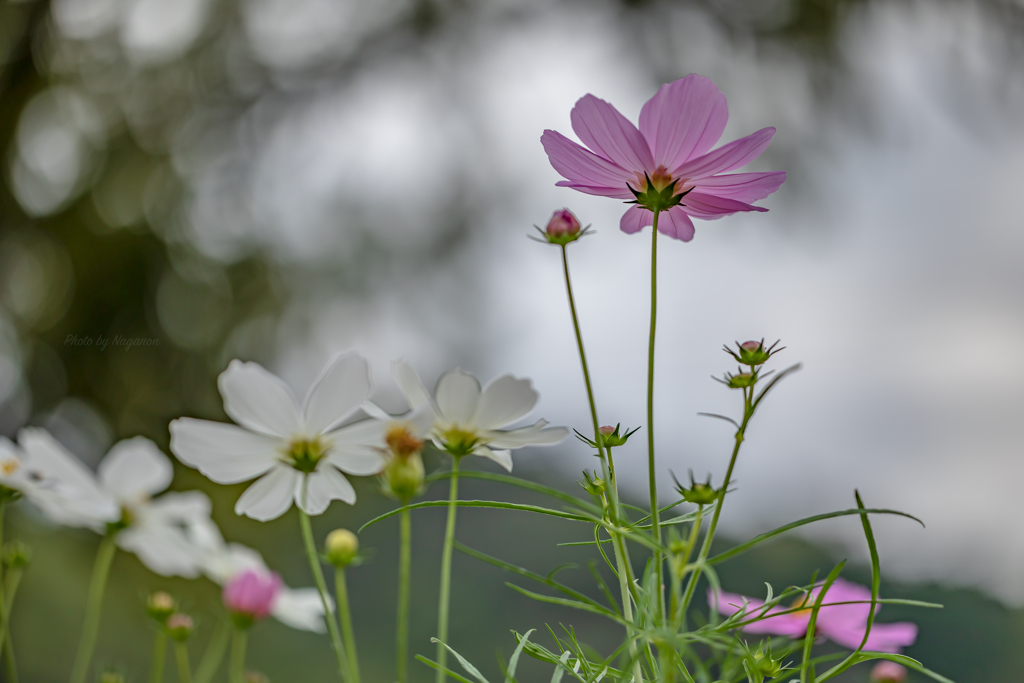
xmin=146 ymin=591 xmax=177 ymax=623
xmin=724 ymin=339 xmax=783 ymax=367
xmin=165 ymin=613 xmax=194 ymax=642
xmin=672 ymin=471 xmax=721 ymax=506
xmin=574 ymin=424 xmax=640 ymax=450
xmin=383 ymin=451 xmax=425 ymax=502
xmin=324 ymin=529 xmax=359 ymax=567
xmin=726 ymin=372 xmax=756 ymax=389
xmin=578 ymin=470 xmax=606 ymax=498
xmin=745 ymin=642 xmax=784 ymax=679
xmin=2 ymin=541 xmax=31 ymax=568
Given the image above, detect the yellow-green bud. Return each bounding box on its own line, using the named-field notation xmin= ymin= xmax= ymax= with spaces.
xmin=2 ymin=541 xmax=31 ymax=568
xmin=146 ymin=591 xmax=177 ymax=623
xmin=166 ymin=613 xmax=194 ymax=642
xmin=324 ymin=529 xmax=359 ymax=567
xmin=242 ymin=672 xmax=270 ymax=683
xmin=384 ymin=451 xmax=425 ymax=502
xmin=726 ymin=372 xmax=756 ymax=389
xmin=100 ymin=673 xmax=126 ymax=683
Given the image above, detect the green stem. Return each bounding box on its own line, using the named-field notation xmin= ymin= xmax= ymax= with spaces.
xmin=670 ymin=506 xmax=703 ymax=626
xmin=174 ymin=642 xmax=192 ymax=683
xmin=646 ymin=211 xmax=664 ymax=620
xmin=70 ymin=534 xmax=117 ymax=683
xmin=1 ymin=566 xmax=18 ymax=683
xmin=435 ymin=457 xmax=460 ymax=683
xmin=193 ymin=620 xmax=230 ymax=683
xmin=612 ymin=533 xmax=644 ymax=683
xmin=298 ymin=505 xmax=348 ymax=681
xmin=229 ymin=629 xmax=247 ymax=683
xmin=396 ymin=507 xmax=412 ymax=683
xmin=150 ymin=630 xmax=167 ymax=683
xmin=335 ymin=567 xmax=360 ymax=683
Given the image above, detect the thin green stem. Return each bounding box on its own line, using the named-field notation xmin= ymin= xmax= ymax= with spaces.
xmin=299 ymin=505 xmax=348 ymax=681
xmin=670 ymin=505 xmax=703 ymax=626
xmin=193 ymin=620 xmax=230 ymax=683
xmin=229 ymin=629 xmax=247 ymax=683
xmin=174 ymin=641 xmax=192 ymax=683
xmin=612 ymin=533 xmax=644 ymax=683
xmin=646 ymin=211 xmax=664 ymax=621
xmin=396 ymin=507 xmax=412 ymax=683
xmin=335 ymin=567 xmax=360 ymax=683
xmin=150 ymin=630 xmax=167 ymax=683
xmin=435 ymin=457 xmax=460 ymax=683
xmin=1 ymin=565 xmax=19 ymax=683
xmin=70 ymin=534 xmax=118 ymax=683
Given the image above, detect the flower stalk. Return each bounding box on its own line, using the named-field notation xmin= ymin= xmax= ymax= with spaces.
xmin=298 ymin=505 xmax=348 ymax=681
xmin=174 ymin=642 xmax=191 ymax=683
xmin=647 ymin=210 xmax=665 ymax=620
xmin=396 ymin=507 xmax=412 ymax=683
xmin=70 ymin=533 xmax=118 ymax=683
xmin=150 ymin=630 xmax=167 ymax=683
xmin=435 ymin=457 xmax=460 ymax=683
xmin=334 ymin=567 xmax=360 ymax=683
xmin=229 ymin=628 xmax=247 ymax=683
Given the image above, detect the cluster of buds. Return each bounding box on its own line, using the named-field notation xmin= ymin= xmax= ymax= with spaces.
xmin=223 ymin=569 xmax=282 ymax=629
xmin=715 ymin=339 xmax=784 ymax=390
xmin=574 ymin=424 xmax=640 ymax=451
xmin=870 ymin=662 xmax=908 ymax=683
xmin=146 ymin=591 xmax=177 ymax=624
xmin=325 ymin=528 xmax=361 ymax=568
xmin=577 ymin=470 xmax=606 ymax=499
xmin=381 ymin=422 xmax=426 ymax=503
xmin=671 ymin=471 xmax=721 ymax=506
xmin=532 ymin=209 xmax=591 ymax=246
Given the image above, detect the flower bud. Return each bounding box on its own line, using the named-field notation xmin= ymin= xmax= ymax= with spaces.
xmin=672 ymin=471 xmax=721 ymax=506
xmin=243 ymin=671 xmax=270 ymax=683
xmin=223 ymin=569 xmax=282 ymax=627
xmin=596 ymin=424 xmax=640 ymax=448
xmin=325 ymin=529 xmax=359 ymax=567
xmin=166 ymin=613 xmax=194 ymax=642
xmin=100 ymin=673 xmax=126 ymax=683
xmin=726 ymin=372 xmax=756 ymax=389
xmin=747 ymin=643 xmax=782 ymax=678
xmin=146 ymin=591 xmax=177 ymax=623
xmin=578 ymin=470 xmax=606 ymax=498
xmin=386 ymin=423 xmax=424 ymax=459
xmin=725 ymin=339 xmax=783 ymax=367
xmin=870 ymin=662 xmax=907 ymax=683
xmin=2 ymin=541 xmax=31 ymax=569
xmin=383 ymin=451 xmax=425 ymax=502
xmin=537 ymin=209 xmax=585 ymax=245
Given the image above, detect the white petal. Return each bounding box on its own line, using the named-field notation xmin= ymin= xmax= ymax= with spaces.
xmin=118 ymin=525 xmax=205 ymax=578
xmin=435 ymin=368 xmax=481 ymax=426
xmin=273 ymin=587 xmax=329 ymax=632
xmin=324 ymin=418 xmax=388 ymax=476
xmin=472 ymin=375 xmax=538 ymax=430
xmin=234 ymin=466 xmax=300 ymax=521
xmin=392 ymin=359 xmax=433 ymax=412
xmin=144 ymin=490 xmax=213 ymax=521
xmin=299 ymin=466 xmax=355 ymax=515
xmin=474 ymin=446 xmax=513 ymax=472
xmin=302 ymin=352 xmax=372 ymax=435
xmin=17 ymin=427 xmax=118 ymax=525
xmin=218 ymin=360 xmax=301 ymax=438
xmin=169 ymin=418 xmax=281 ymax=484
xmin=98 ymin=437 xmax=173 ymax=501
xmin=484 ymin=421 xmax=569 ymax=449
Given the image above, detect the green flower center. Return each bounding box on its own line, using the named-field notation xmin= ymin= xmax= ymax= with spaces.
xmin=440 ymin=427 xmax=478 ymax=458
xmin=287 ymin=438 xmax=326 ymax=473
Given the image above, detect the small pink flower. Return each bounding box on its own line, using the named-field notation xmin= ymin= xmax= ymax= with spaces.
xmin=870 ymin=661 xmax=908 ymax=682
xmin=223 ymin=568 xmax=283 ymax=621
xmin=709 ymin=578 xmax=918 ymax=653
xmin=598 ymin=426 xmax=615 ymax=436
xmin=541 ymin=74 xmax=785 ymax=241
xmin=545 ymin=209 xmax=582 ymax=237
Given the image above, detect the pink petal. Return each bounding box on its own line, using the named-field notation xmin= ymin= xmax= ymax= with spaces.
xmin=571 ymin=95 xmax=653 ymax=174
xmin=708 ymin=589 xmax=809 ymax=638
xmin=619 ymin=205 xmax=653 ymax=234
xmin=812 ymin=579 xmax=876 ymax=627
xmin=541 ymin=130 xmax=634 ymax=189
xmin=639 ymin=74 xmax=729 ymax=169
xmin=674 ymin=127 xmax=776 ymax=179
xmin=682 ymin=192 xmax=767 ymax=220
xmin=555 ymin=180 xmax=634 ymax=200
xmin=695 ymin=172 xmax=786 ymax=203
xmin=821 ymin=621 xmax=918 ymax=653
xmin=658 ymin=206 xmax=695 ymax=241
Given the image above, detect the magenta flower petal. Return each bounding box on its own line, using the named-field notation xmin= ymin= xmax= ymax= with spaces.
xmin=674 ymin=127 xmax=776 ymax=179
xmin=555 ymin=180 xmax=634 ymax=200
xmin=570 ymin=95 xmax=653 ymax=173
xmin=826 ymin=621 xmax=919 ymax=653
xmin=541 ymin=130 xmax=635 ymax=188
xmin=639 ymin=74 xmax=728 ymax=169
xmin=619 ymin=205 xmax=653 ymax=234
xmin=682 ymin=192 xmax=767 ymax=220
xmin=659 ymin=206 xmax=695 ymax=241
xmin=709 ymin=589 xmax=810 ymax=638
xmin=696 ymin=171 xmax=787 ymax=203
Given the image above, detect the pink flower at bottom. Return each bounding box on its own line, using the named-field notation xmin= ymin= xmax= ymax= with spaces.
xmin=540 ymin=74 xmax=785 ymax=242
xmin=871 ymin=661 xmax=908 ymax=682
xmin=223 ymin=568 xmax=283 ymax=621
xmin=709 ymin=578 xmax=918 ymax=653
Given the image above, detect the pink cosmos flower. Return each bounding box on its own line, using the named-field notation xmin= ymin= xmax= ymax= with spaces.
xmin=541 ymin=74 xmax=785 ymax=241
xmin=709 ymin=578 xmax=918 ymax=653
xmin=222 ymin=568 xmax=283 ymax=621
xmin=545 ymin=209 xmax=582 ymax=237
xmin=870 ymin=661 xmax=908 ymax=682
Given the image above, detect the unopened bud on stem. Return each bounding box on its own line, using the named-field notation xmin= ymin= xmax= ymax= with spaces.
xmin=146 ymin=591 xmax=177 ymax=623
xmin=870 ymin=662 xmax=907 ymax=683
xmin=534 ymin=209 xmax=586 ymax=245
xmin=166 ymin=613 xmax=194 ymax=642
xmin=325 ymin=529 xmax=359 ymax=567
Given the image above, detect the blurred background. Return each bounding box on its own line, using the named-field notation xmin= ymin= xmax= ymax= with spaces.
xmin=2 ymin=0 xmax=1024 ymax=680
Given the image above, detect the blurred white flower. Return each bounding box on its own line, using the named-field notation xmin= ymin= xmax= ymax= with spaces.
xmin=392 ymin=360 xmax=568 ymax=471
xmin=170 ymin=352 xmax=387 ymax=521
xmin=2 ymin=428 xmax=118 ymax=523
xmin=187 ymin=518 xmax=327 ymax=632
xmin=19 ymin=429 xmax=214 ymax=578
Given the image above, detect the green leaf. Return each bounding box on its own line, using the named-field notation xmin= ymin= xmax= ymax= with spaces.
xmin=507 ymin=584 xmax=629 ymax=627
xmin=423 ymin=470 xmax=604 ymax=516
xmin=551 ymin=651 xmax=571 ymax=683
xmin=844 ymin=653 xmax=956 ymax=683
xmin=507 ymin=630 xmax=536 ymax=682
xmin=708 ymin=508 xmax=923 ymax=566
xmin=359 ymin=500 xmax=596 ymax=532
xmin=416 ymin=655 xmax=477 ymax=683
xmin=800 ymin=561 xmax=847 ymax=683
xmin=431 ymin=638 xmax=490 ymax=683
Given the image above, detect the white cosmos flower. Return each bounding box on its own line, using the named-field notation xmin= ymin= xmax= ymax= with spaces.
xmin=170 ymin=352 xmax=388 ymax=521
xmin=4 ymin=428 xmax=119 ymax=524
xmin=19 ymin=429 xmax=214 ymax=578
xmin=392 ymin=360 xmax=568 ymax=471
xmin=186 ymin=518 xmax=327 ymax=632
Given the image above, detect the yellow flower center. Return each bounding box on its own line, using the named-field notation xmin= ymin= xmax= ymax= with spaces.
xmin=286 ymin=438 xmax=327 ymax=473
xmin=0 ymin=459 xmax=19 ymax=477
xmin=440 ymin=427 xmax=478 ymax=457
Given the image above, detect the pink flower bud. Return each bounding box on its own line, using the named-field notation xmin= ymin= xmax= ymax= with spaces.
xmin=740 ymin=341 xmax=760 ymax=352
xmin=598 ymin=426 xmax=615 ymax=436
xmin=222 ymin=569 xmax=282 ymax=621
xmin=545 ymin=209 xmax=582 ymax=237
xmin=870 ymin=661 xmax=907 ymax=683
